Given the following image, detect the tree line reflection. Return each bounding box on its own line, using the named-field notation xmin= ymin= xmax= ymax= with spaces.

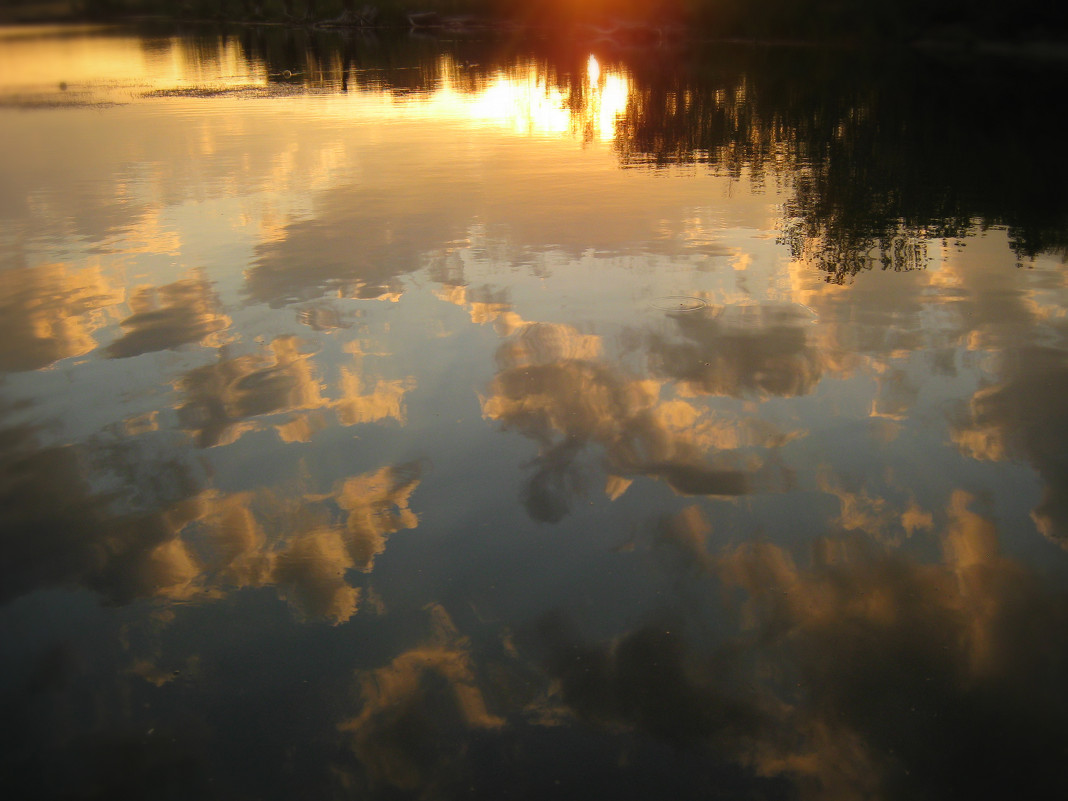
xmin=214 ymin=27 xmax=1068 ymax=279
xmin=613 ymin=46 xmax=1068 ymax=277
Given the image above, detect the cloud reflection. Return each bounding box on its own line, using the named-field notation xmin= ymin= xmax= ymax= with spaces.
xmin=106 ymin=277 xmax=230 ymax=358
xmin=339 ymin=604 xmax=503 ymax=793
xmin=178 ymin=462 xmax=421 ymax=624
xmin=177 ymin=336 xmax=411 ymax=448
xmin=0 ymin=397 xmax=420 ymax=623
xmin=952 ymin=347 xmax=1068 ymax=547
xmin=0 ymin=412 xmax=203 ymax=605
xmin=532 ymin=494 xmax=1068 ymax=798
xmin=647 ymin=304 xmax=823 ymax=398
xmin=178 ymin=336 xmax=325 ymax=447
xmin=0 ymin=262 xmax=123 ymax=371
xmin=483 ymin=321 xmax=794 ymax=520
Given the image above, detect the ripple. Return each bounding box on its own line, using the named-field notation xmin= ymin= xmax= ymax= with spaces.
xmin=651 ymin=296 xmax=707 ymax=312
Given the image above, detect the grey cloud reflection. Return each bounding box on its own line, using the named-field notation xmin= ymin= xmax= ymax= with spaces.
xmin=530 ymin=494 xmax=1068 ymax=799
xmin=0 ymin=411 xmax=203 ymax=606
xmin=248 ymin=173 xmax=479 ymax=307
xmin=646 ymin=304 xmax=823 ymax=398
xmin=482 ymin=321 xmax=795 ymax=521
xmin=106 ymin=277 xmax=230 ymax=359
xmin=952 ymin=346 xmax=1068 ymax=548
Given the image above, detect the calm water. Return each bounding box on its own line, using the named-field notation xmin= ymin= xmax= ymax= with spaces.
xmin=2 ymin=23 xmax=1068 ymax=800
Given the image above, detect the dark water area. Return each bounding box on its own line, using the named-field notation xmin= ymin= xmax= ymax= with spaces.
xmin=2 ymin=24 xmax=1068 ymax=800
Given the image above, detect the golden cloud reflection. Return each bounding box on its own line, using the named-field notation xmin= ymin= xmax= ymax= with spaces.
xmin=177 ymin=336 xmax=413 ymax=448
xmin=0 ymin=387 xmax=421 ymax=621
xmin=178 ymin=336 xmax=326 ymax=448
xmin=335 ymin=493 xmax=1068 ymax=797
xmin=340 ymin=604 xmax=504 ymax=793
xmin=481 ymin=321 xmax=795 ymax=520
xmin=107 ymin=462 xmax=422 ymax=623
xmin=433 ymin=284 xmax=522 ymax=332
xmin=529 ymin=494 xmax=1068 ymax=799
xmin=183 ymin=462 xmax=421 ymax=622
xmin=818 ymin=472 xmax=933 ymax=546
xmin=0 ymin=261 xmax=123 ymax=371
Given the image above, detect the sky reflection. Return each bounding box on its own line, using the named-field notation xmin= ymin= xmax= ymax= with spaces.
xmin=2 ymin=24 xmax=1068 ymax=801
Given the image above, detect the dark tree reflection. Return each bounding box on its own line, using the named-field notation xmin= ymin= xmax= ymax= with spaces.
xmin=613 ymin=46 xmax=1068 ymax=279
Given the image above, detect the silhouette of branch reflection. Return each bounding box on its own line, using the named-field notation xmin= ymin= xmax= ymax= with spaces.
xmin=612 ymin=47 xmax=1068 ymax=279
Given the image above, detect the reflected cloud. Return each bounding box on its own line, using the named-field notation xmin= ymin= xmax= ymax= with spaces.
xmin=335 ymin=342 xmax=414 ymax=428
xmin=952 ymin=347 xmax=1068 ymax=547
xmin=106 ymin=277 xmax=230 ymax=358
xmin=0 ymin=401 xmax=420 ymax=622
xmin=247 ymin=177 xmax=476 ymax=306
xmin=0 ymin=262 xmax=123 ymax=371
xmin=339 ymin=604 xmax=503 ymax=793
xmin=177 ymin=336 xmax=324 ymax=447
xmin=177 ymin=336 xmax=412 ymax=447
xmin=433 ymin=283 xmax=519 ymax=331
xmin=159 ymin=462 xmax=421 ymax=624
xmin=818 ymin=472 xmax=933 ymax=546
xmin=273 ymin=527 xmax=364 ymax=626
xmin=869 ymin=367 xmax=918 ymax=421
xmin=647 ymin=304 xmax=823 ymax=398
xmin=0 ymin=410 xmax=203 ymax=605
xmin=532 ymin=493 xmax=1068 ymax=798
xmin=297 ymin=302 xmax=355 ymax=331
xmin=332 ymin=463 xmax=421 ymax=572
xmin=483 ymin=322 xmax=794 ymax=520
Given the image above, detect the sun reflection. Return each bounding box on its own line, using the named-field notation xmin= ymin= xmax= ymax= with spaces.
xmin=466 ymin=66 xmax=572 ymax=135
xmin=458 ymin=56 xmax=631 ymax=141
xmin=316 ymin=55 xmax=632 ymax=142
xmin=587 ymin=54 xmax=601 ymax=86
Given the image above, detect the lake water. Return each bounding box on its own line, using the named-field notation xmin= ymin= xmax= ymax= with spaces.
xmin=2 ymin=23 xmax=1068 ymax=800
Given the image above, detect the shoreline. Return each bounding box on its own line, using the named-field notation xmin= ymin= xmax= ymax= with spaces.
xmin=2 ymin=5 xmax=1068 ymax=64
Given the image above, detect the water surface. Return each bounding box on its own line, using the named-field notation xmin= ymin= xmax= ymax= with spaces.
xmin=2 ymin=24 xmax=1068 ymax=800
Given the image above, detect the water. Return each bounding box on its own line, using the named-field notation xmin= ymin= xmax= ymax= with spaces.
xmin=2 ymin=23 xmax=1068 ymax=800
